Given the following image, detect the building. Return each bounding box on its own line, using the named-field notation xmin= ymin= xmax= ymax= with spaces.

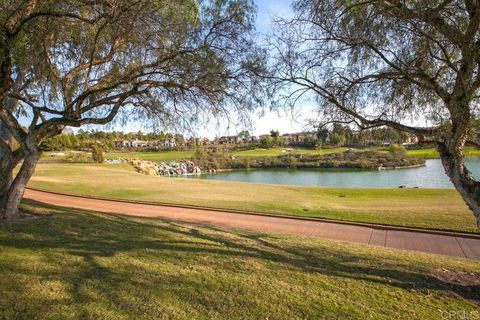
xmin=215 ymin=136 xmax=242 ymax=145
xmin=403 ymin=134 xmax=419 ymax=145
xmin=159 ymin=138 xmax=176 ymax=149
xmin=282 ymin=132 xmax=313 ymax=144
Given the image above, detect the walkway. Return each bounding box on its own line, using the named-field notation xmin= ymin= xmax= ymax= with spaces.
xmin=24 ymin=188 xmax=480 ymax=260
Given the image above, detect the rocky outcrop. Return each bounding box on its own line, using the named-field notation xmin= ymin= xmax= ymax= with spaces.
xmin=157 ymin=161 xmax=201 ymax=176
xmin=106 ymin=158 xmax=201 ymax=176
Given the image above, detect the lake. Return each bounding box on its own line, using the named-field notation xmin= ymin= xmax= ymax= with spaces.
xmin=184 ymin=158 xmax=480 ymax=189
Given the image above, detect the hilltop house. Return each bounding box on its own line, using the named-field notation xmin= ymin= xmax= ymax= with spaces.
xmin=282 ymin=132 xmax=313 ymax=145
xmin=215 ymin=135 xmax=242 ymax=145
xmin=114 ymin=138 xmax=176 ymax=149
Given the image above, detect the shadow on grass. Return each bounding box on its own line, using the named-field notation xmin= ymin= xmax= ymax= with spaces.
xmin=0 ymin=199 xmax=478 ymax=318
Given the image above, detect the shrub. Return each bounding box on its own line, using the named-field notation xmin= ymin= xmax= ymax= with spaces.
xmin=91 ymin=145 xmax=105 ymax=163
xmin=286 ymin=155 xmax=298 ymax=167
xmin=243 ymin=157 xmax=251 ymax=169
xmin=388 ymin=144 xmax=407 ymax=155
xmin=65 ymin=152 xmax=92 ymax=163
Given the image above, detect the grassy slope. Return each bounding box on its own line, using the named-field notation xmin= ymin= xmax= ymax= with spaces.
xmin=405 ymin=147 xmax=480 ymax=159
xmin=232 ymin=147 xmax=349 ymax=157
xmin=106 ymin=151 xmax=194 ymax=162
xmin=29 ymin=163 xmax=479 ymax=233
xmin=0 ymin=200 xmax=478 ymax=319
xmin=104 ymin=148 xmax=348 ymax=162
xmin=48 ymin=146 xmax=480 ymax=163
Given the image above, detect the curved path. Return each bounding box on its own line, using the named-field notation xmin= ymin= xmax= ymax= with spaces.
xmin=25 ymin=188 xmax=480 ymax=260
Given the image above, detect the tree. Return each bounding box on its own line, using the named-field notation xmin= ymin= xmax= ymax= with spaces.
xmin=303 ymin=135 xmax=318 ymax=148
xmin=269 ymin=129 xmax=280 ymax=145
xmin=270 ymin=130 xmax=280 ymax=139
xmin=238 ymin=130 xmax=251 ymax=143
xmin=260 ymin=135 xmax=274 ymax=148
xmin=91 ymin=144 xmax=105 ymax=163
xmin=0 ymin=0 xmax=265 ymax=219
xmin=329 ymin=133 xmax=346 ymax=147
xmin=271 ymin=0 xmax=480 ymax=227
xmin=316 ymin=128 xmax=329 ymax=147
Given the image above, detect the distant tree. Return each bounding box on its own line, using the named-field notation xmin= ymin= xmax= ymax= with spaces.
xmin=270 ymin=130 xmax=280 ymax=139
xmin=271 ymin=0 xmax=480 ymax=226
xmin=269 ymin=130 xmax=280 ymax=145
xmin=303 ymin=135 xmax=318 ymax=148
xmin=238 ymin=130 xmax=251 ymax=143
xmin=329 ymin=133 xmax=346 ymax=147
xmin=0 ymin=0 xmax=265 ymax=219
xmin=316 ymin=128 xmax=329 ymax=147
xmin=175 ymin=134 xmax=185 ymax=147
xmin=260 ymin=136 xmax=275 ymax=148
xmin=91 ymin=144 xmax=105 ymax=163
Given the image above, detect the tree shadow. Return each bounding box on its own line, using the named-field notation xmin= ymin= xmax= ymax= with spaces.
xmin=0 ymin=199 xmax=478 ymax=318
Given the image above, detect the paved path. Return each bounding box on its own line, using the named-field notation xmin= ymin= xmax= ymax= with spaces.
xmin=25 ymin=189 xmax=480 ymax=260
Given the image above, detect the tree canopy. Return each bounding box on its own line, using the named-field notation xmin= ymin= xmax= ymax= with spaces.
xmin=0 ymin=0 xmax=265 ymax=219
xmin=270 ymin=0 xmax=480 ymax=226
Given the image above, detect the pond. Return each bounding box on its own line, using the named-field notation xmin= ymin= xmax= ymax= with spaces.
xmin=184 ymin=158 xmax=480 ymax=189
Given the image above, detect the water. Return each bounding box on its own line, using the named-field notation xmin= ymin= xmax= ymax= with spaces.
xmin=183 ymin=158 xmax=480 ymax=189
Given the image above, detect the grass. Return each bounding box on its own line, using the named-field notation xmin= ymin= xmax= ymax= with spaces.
xmin=232 ymin=147 xmax=349 ymax=157
xmin=43 ymin=146 xmax=480 ymax=163
xmin=28 ymin=163 xmax=479 ymax=233
xmin=104 ymin=148 xmax=348 ymax=162
xmin=0 ymin=200 xmax=478 ymax=319
xmin=106 ymin=151 xmax=194 ymax=162
xmin=405 ymin=147 xmax=480 ymax=159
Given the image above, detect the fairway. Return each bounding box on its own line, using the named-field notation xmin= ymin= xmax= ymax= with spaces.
xmin=104 ymin=148 xmax=349 ymax=162
xmin=106 ymin=151 xmax=194 ymax=162
xmin=45 ymin=146 xmax=480 ymax=164
xmin=0 ymin=201 xmax=477 ymax=319
xmin=405 ymin=147 xmax=480 ymax=159
xmin=232 ymin=147 xmax=349 ymax=157
xmin=29 ymin=163 xmax=479 ymax=233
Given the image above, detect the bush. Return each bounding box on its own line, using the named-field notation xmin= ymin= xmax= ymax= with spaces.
xmin=388 ymin=144 xmax=407 ymax=155
xmin=286 ymin=155 xmax=298 ymax=167
xmin=65 ymin=152 xmax=92 ymax=163
xmin=243 ymin=157 xmax=251 ymax=169
xmin=91 ymin=145 xmax=105 ymax=163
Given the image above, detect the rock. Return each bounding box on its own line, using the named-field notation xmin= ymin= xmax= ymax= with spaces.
xmin=127 ymin=159 xmax=204 ymax=177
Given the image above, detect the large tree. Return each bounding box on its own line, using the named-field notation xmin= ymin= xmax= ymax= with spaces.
xmin=0 ymin=0 xmax=264 ymax=219
xmin=270 ymin=0 xmax=480 ymax=227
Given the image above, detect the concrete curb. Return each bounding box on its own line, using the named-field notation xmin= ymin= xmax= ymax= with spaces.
xmin=25 ymin=187 xmax=480 ymax=240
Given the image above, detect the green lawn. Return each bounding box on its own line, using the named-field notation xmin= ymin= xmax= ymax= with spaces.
xmin=43 ymin=146 xmax=480 ymax=164
xmin=0 ymin=200 xmax=478 ymax=319
xmin=29 ymin=163 xmax=479 ymax=233
xmin=104 ymin=148 xmax=348 ymax=162
xmin=232 ymin=147 xmax=349 ymax=157
xmin=106 ymin=150 xmax=194 ymax=162
xmin=405 ymin=147 xmax=480 ymax=159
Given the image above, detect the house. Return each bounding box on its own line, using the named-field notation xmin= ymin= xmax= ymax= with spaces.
xmin=159 ymin=138 xmax=176 ymax=149
xmin=403 ymin=134 xmax=419 ymax=145
xmin=258 ymin=134 xmax=271 ymax=140
xmin=114 ymin=139 xmax=158 ymax=149
xmin=215 ymin=135 xmax=241 ymax=145
xmin=194 ymin=137 xmax=210 ymax=146
xmin=283 ymin=132 xmax=312 ymax=144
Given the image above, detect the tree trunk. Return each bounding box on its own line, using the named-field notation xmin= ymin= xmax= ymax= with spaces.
xmin=438 ymin=142 xmax=480 ymax=229
xmin=0 ymin=151 xmax=39 ymax=220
